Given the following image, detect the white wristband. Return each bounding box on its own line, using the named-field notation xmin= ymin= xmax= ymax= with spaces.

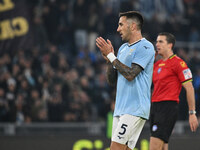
xmin=107 ymin=53 xmax=117 ymax=63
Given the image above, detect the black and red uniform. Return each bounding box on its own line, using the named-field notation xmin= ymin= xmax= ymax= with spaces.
xmin=150 ymin=54 xmax=193 ymax=143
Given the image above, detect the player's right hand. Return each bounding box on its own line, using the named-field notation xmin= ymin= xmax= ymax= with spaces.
xmin=107 ymin=39 xmax=114 ymax=53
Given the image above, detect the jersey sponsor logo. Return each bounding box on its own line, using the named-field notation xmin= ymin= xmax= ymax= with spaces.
xmin=183 ymin=69 xmax=192 ymax=80
xmin=158 ymin=63 xmax=165 ymax=66
xmin=152 ymin=125 xmax=158 ymax=132
xmin=180 ymin=61 xmax=187 ymax=68
xmin=157 ymin=68 xmax=162 ymax=73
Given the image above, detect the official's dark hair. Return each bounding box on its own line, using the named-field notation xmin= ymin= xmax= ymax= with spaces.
xmin=119 ymin=11 xmax=143 ymax=30
xmin=158 ymin=32 xmax=176 ymax=49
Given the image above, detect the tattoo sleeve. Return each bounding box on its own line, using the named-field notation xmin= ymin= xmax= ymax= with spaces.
xmin=106 ymin=63 xmax=117 ymax=86
xmin=112 ymin=59 xmax=143 ymax=81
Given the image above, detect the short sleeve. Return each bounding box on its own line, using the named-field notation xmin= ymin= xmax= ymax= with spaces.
xmin=132 ymin=44 xmax=155 ymax=69
xmin=175 ymin=60 xmax=193 ymax=82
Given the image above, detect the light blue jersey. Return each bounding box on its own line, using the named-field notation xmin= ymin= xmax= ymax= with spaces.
xmin=114 ymin=38 xmax=155 ymax=119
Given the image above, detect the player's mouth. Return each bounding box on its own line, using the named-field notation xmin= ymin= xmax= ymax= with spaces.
xmin=156 ymin=48 xmax=161 ymax=51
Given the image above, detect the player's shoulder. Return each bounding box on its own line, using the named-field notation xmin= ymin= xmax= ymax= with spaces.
xmin=120 ymin=43 xmax=128 ymax=48
xmin=139 ymin=38 xmax=155 ymax=52
xmin=141 ymin=38 xmax=154 ymax=47
xmin=119 ymin=43 xmax=128 ymax=51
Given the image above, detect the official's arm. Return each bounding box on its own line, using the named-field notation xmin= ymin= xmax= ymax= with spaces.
xmin=182 ymin=81 xmax=199 ymax=132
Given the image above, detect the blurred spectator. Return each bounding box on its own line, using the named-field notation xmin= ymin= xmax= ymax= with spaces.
xmin=188 ymin=27 xmax=200 ymax=42
xmin=33 ymin=16 xmax=48 ymax=49
xmin=188 ymin=49 xmax=200 ymax=75
xmin=30 ymin=89 xmax=47 ymax=121
xmin=48 ymin=92 xmax=64 ymax=122
xmin=0 ymin=88 xmax=8 ymax=122
xmin=193 ymin=68 xmax=200 ymax=115
xmin=15 ymin=93 xmax=26 ymax=124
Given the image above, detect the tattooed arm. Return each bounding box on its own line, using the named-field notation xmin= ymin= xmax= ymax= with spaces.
xmin=112 ymin=60 xmax=143 ymax=81
xmin=95 ymin=37 xmax=142 ymax=82
xmin=106 ymin=63 xmax=117 ymax=86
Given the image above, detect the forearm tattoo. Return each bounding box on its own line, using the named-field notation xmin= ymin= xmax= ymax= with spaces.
xmin=106 ymin=63 xmax=117 ymax=86
xmin=112 ymin=59 xmax=143 ymax=81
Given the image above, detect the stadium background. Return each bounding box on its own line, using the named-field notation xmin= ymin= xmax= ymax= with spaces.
xmin=0 ymin=0 xmax=200 ymax=150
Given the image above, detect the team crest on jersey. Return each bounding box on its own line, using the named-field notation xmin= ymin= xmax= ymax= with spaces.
xmin=129 ymin=48 xmax=135 ymax=55
xmin=129 ymin=49 xmax=135 ymax=52
xmin=180 ymin=61 xmax=187 ymax=68
xmin=183 ymin=69 xmax=192 ymax=79
xmin=157 ymin=68 xmax=162 ymax=73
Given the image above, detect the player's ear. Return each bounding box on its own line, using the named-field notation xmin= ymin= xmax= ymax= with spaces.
xmin=131 ymin=22 xmax=137 ymax=31
xmin=168 ymin=43 xmax=173 ymax=49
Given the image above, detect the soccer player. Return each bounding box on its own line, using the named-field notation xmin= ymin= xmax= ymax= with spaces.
xmin=149 ymin=32 xmax=199 ymax=150
xmin=96 ymin=11 xmax=155 ymax=150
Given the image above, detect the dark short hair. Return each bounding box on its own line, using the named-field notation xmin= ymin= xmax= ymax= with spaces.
xmin=119 ymin=11 xmax=144 ymax=30
xmin=158 ymin=32 xmax=176 ymax=49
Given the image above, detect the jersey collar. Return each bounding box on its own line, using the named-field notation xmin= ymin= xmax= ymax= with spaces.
xmin=128 ymin=38 xmax=144 ymax=47
xmin=169 ymin=54 xmax=176 ymax=59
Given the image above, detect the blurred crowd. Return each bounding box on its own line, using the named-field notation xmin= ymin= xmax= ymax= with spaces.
xmin=0 ymin=0 xmax=200 ymax=123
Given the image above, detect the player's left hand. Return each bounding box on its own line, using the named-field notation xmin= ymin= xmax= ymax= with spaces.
xmin=189 ymin=114 xmax=199 ymax=132
xmin=96 ymin=37 xmax=114 ymax=56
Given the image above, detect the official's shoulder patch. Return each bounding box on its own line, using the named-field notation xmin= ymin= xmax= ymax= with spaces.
xmin=183 ymin=68 xmax=192 ymax=80
xmin=180 ymin=61 xmax=187 ymax=68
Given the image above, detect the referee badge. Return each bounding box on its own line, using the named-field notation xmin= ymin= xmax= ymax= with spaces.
xmin=152 ymin=125 xmax=158 ymax=132
xmin=157 ymin=68 xmax=162 ymax=73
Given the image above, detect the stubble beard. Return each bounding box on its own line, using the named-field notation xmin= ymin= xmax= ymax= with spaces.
xmin=121 ymin=34 xmax=129 ymax=42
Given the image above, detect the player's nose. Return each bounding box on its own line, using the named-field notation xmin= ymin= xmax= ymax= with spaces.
xmin=117 ymin=26 xmax=120 ymax=32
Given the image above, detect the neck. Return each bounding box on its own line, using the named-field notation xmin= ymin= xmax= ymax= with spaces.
xmin=128 ymin=31 xmax=143 ymax=44
xmin=162 ymin=51 xmax=174 ymax=61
